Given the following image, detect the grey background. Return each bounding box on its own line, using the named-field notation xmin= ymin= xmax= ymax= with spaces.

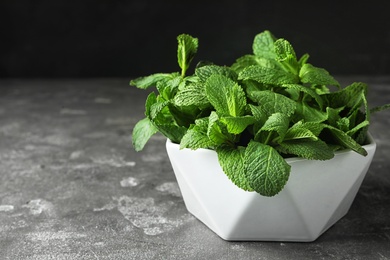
xmin=1 ymin=0 xmax=389 ymax=78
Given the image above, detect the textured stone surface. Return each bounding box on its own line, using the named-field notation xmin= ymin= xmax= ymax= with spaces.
xmin=0 ymin=78 xmax=389 ymax=259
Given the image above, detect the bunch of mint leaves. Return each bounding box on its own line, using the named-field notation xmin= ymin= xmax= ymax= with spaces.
xmin=130 ymin=30 xmax=389 ymax=197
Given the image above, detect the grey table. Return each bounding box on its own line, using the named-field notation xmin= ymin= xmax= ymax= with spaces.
xmin=1 ymin=77 xmax=389 ymax=260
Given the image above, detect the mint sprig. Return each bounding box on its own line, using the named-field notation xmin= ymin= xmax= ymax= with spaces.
xmin=131 ymin=31 xmax=390 ymax=197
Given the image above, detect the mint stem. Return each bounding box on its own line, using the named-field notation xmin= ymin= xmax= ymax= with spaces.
xmin=264 ymin=132 xmax=273 ymax=145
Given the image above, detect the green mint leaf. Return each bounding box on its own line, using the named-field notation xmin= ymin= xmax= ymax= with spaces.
xmin=177 ymin=75 xmax=200 ymax=91
xmin=284 ymin=125 xmax=318 ymax=141
xmin=284 ymin=121 xmax=323 ymax=141
xmin=145 ymin=92 xmax=187 ymax=143
xmin=295 ymin=102 xmax=327 ymax=122
xmin=231 ymin=55 xmax=260 ymax=73
xmin=298 ymin=121 xmax=325 ymax=136
xmin=326 ymin=106 xmax=344 ymax=127
xmin=238 ymin=65 xmax=299 ymax=85
xmin=145 ymin=92 xmax=157 ymax=116
xmin=323 ymin=125 xmax=368 ymax=156
xmin=195 ymin=65 xmax=237 ymax=82
xmin=274 ymin=39 xmax=299 ymax=75
xmin=180 ymin=126 xmax=213 ymax=150
xmin=282 ymin=84 xmax=324 ymax=109
xmin=298 ymin=53 xmax=310 ymax=67
xmin=299 ymin=63 xmax=340 ymax=87
xmin=249 ymin=90 xmax=297 ymax=117
xmin=207 ymin=112 xmax=234 ymax=145
xmin=217 ymin=145 xmax=253 ymax=191
xmin=249 ymin=104 xmax=267 ymax=126
xmin=252 ymin=30 xmax=277 ymax=59
xmin=244 ymin=141 xmax=291 ymax=197
xmin=132 ymin=117 xmax=158 ymax=151
xmin=168 ymin=103 xmax=200 ymax=128
xmin=177 ymin=34 xmax=199 ymax=77
xmin=146 ymin=92 xmax=176 ymax=126
xmin=148 ymin=100 xmax=170 ymax=121
xmin=231 ymin=55 xmax=281 ymax=74
xmin=155 ymin=74 xmax=182 ymax=100
xmin=346 ymin=120 xmax=369 ymax=137
xmin=277 ymin=139 xmax=334 ymax=160
xmin=181 ymin=116 xmax=210 ymax=147
xmin=348 ymin=93 xmax=369 ymax=141
xmin=173 ymin=83 xmax=210 ymax=109
xmin=154 ymin=124 xmax=187 ymax=144
xmin=260 ymin=112 xmax=290 ymax=141
xmin=205 ymin=74 xmax=246 ymax=117
xmin=130 ymin=73 xmax=179 ymax=89
xmin=220 ymin=115 xmax=256 ymax=134
xmin=244 ymin=78 xmax=267 ymax=92
xmin=275 ymin=39 xmax=297 ymax=61
xmin=354 ymin=124 xmax=370 ymax=145
xmin=337 ymin=117 xmax=350 ymax=132
xmin=322 ymin=82 xmax=367 ymax=114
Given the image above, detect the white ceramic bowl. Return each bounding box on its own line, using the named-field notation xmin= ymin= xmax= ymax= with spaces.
xmin=166 ymin=134 xmax=376 ymax=241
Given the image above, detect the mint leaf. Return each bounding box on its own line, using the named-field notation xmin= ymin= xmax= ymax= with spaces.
xmin=220 ymin=115 xmax=256 ymax=134
xmin=298 ymin=53 xmax=310 ymax=67
xmin=207 ymin=112 xmax=234 ymax=145
xmin=217 ymin=145 xmax=253 ymax=191
xmin=238 ymin=65 xmax=299 ymax=85
xmin=149 ymin=100 xmax=170 ymax=121
xmin=249 ymin=104 xmax=267 ymax=125
xmin=205 ymin=74 xmax=246 ymax=117
xmin=180 ymin=130 xmax=213 ymax=150
xmin=295 ymin=102 xmax=327 ymax=122
xmin=347 ymin=120 xmax=369 ymax=137
xmin=244 ymin=78 xmax=269 ymax=93
xmin=299 ymin=63 xmax=340 ymax=87
xmin=145 ymin=92 xmax=157 ymax=116
xmin=145 ymin=92 xmax=175 ymax=125
xmin=322 ymin=82 xmax=367 ymax=110
xmin=284 ymin=126 xmax=318 ymax=141
xmin=275 ymin=39 xmax=297 ymax=61
xmin=337 ymin=117 xmax=350 ymax=132
xmin=282 ymin=84 xmax=324 ymax=109
xmin=154 ymin=124 xmax=187 ymax=144
xmin=231 ymin=55 xmax=260 ymax=73
xmin=145 ymin=92 xmax=187 ymax=143
xmin=168 ymin=103 xmax=200 ymax=127
xmin=195 ymin=65 xmax=237 ymax=82
xmin=173 ymin=83 xmax=210 ymax=109
xmin=274 ymin=39 xmax=299 ymax=75
xmin=326 ymin=106 xmax=344 ymax=127
xmin=298 ymin=121 xmax=325 ymax=136
xmin=132 ymin=117 xmax=158 ymax=151
xmin=277 ymin=139 xmax=334 ymax=160
xmin=177 ymin=34 xmax=199 ymax=77
xmin=347 ymin=93 xmax=369 ymax=140
xmin=180 ymin=117 xmax=214 ymax=150
xmin=244 ymin=141 xmax=291 ymax=197
xmin=249 ymin=90 xmax=297 ymax=117
xmin=284 ymin=121 xmax=322 ymax=141
xmin=323 ymin=125 xmax=368 ymax=156
xmin=260 ymin=112 xmax=290 ymax=141
xmin=252 ymin=30 xmax=277 ymax=58
xmin=156 ymin=74 xmax=182 ymax=100
xmin=231 ymin=55 xmax=281 ymax=74
xmin=130 ymin=73 xmax=179 ymax=89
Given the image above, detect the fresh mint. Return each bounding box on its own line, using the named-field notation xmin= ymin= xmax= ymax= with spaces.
xmin=130 ymin=31 xmax=390 ymax=197
xmin=177 ymin=34 xmax=198 ymax=77
xmin=205 ymin=74 xmax=246 ymax=117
